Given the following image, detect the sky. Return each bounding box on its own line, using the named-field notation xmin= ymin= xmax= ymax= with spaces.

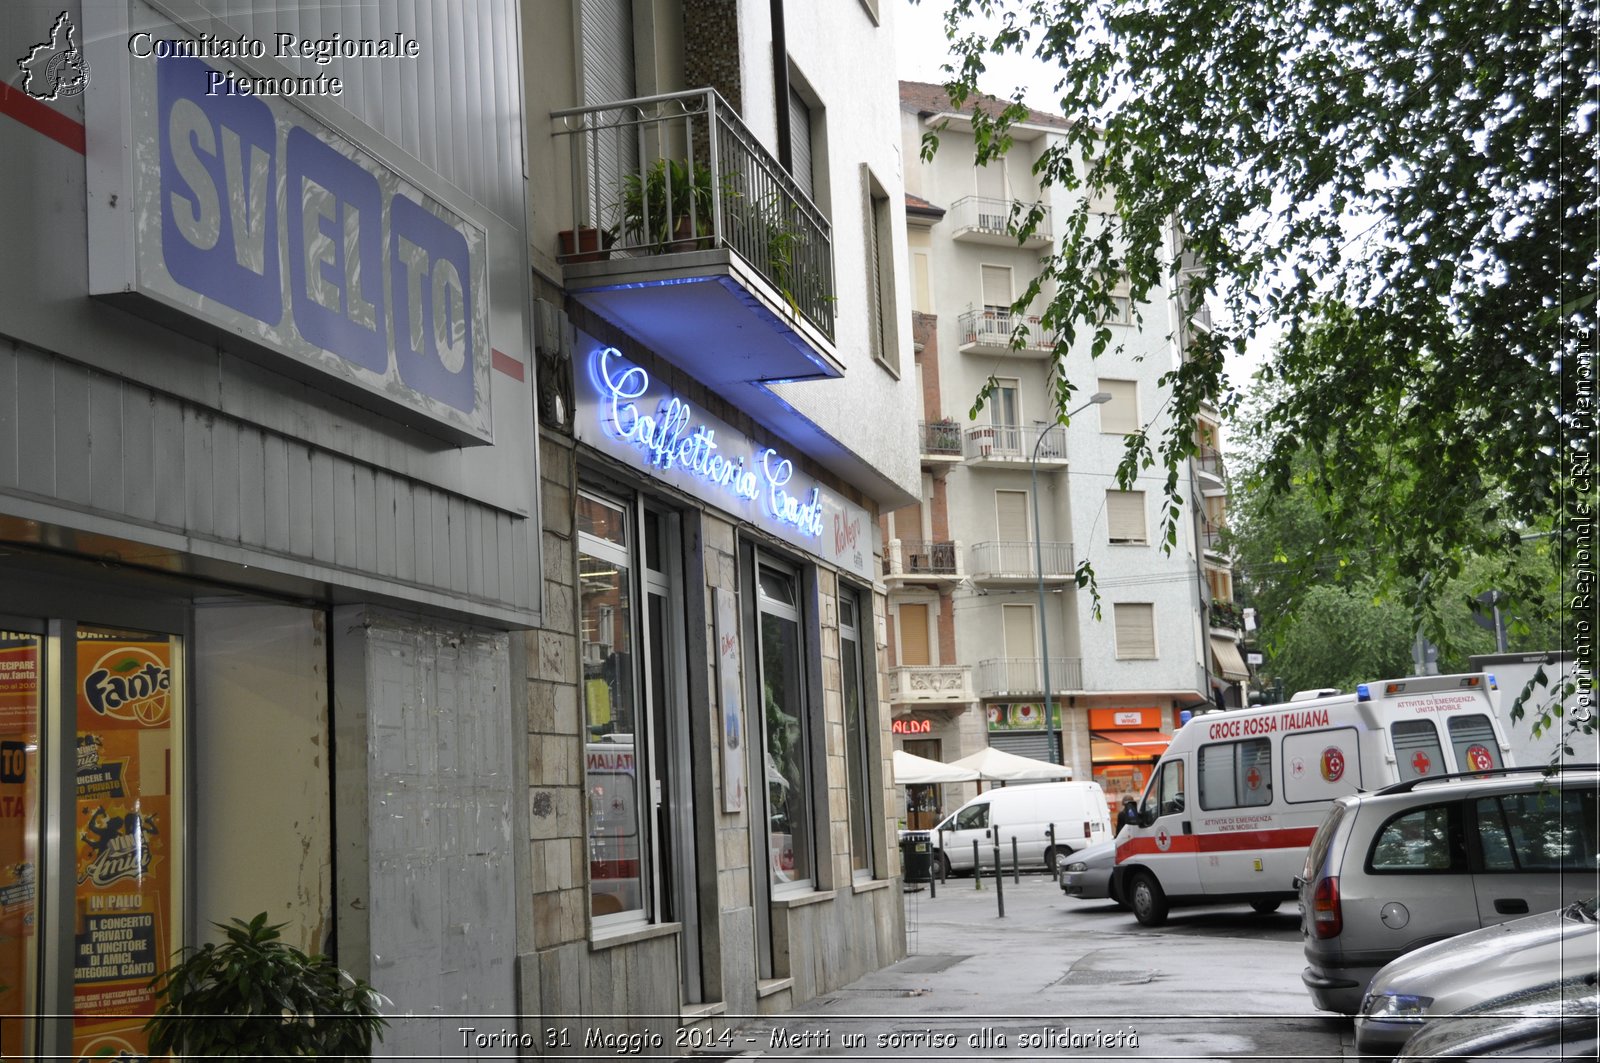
xmin=890 ymin=0 xmax=1276 ymax=425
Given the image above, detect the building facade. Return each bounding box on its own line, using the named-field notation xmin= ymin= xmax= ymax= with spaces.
xmin=515 ymin=0 xmax=918 ymax=1045
xmin=885 ymin=83 xmax=1244 ymax=828
xmin=0 ymin=0 xmax=915 ymax=1057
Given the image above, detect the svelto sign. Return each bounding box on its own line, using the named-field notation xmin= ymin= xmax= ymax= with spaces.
xmin=85 ymin=3 xmax=491 ymax=443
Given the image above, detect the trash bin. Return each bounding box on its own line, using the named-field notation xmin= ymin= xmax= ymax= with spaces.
xmin=899 ymin=831 xmax=933 ymax=884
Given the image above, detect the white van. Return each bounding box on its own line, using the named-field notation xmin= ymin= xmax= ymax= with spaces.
xmin=1113 ymin=672 xmax=1512 ymax=926
xmin=929 ymin=781 xmax=1112 ymax=875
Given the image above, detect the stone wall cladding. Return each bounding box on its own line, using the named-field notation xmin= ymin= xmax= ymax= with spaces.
xmin=684 ymin=0 xmax=743 ymax=112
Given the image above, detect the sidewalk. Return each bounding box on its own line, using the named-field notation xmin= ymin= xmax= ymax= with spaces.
xmin=718 ymin=872 xmax=1352 ymax=1062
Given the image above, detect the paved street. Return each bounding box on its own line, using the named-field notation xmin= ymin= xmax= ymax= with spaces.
xmin=725 ymin=873 xmax=1352 ymax=1061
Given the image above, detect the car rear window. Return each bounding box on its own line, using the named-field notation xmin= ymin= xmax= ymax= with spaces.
xmin=1475 ymin=786 xmax=1599 ymax=872
xmin=1368 ymin=803 xmax=1460 ymax=873
xmin=1303 ymin=801 xmax=1347 ymax=880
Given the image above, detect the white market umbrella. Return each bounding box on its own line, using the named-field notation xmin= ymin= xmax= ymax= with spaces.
xmin=891 ymin=749 xmax=979 ymax=786
xmin=949 ymin=746 xmax=1072 ymax=782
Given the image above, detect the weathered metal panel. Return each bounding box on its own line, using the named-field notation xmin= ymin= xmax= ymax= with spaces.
xmin=52 ymin=361 xmax=92 ymax=508
xmin=86 ymin=372 xmax=123 ymax=509
xmin=16 ymin=349 xmax=55 ymax=499
xmin=0 ymin=352 xmax=17 ymax=490
xmin=262 ymin=433 xmax=291 ymax=554
xmin=183 ymin=406 xmax=215 ymax=539
xmin=151 ymin=394 xmax=186 ymax=530
xmin=236 ymin=428 xmax=266 ymax=547
xmin=211 ymin=415 xmax=241 ymax=544
xmin=122 ymin=386 xmax=156 ymax=525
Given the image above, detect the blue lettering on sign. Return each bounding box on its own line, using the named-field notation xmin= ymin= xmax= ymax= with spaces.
xmin=154 ymin=55 xmax=478 ymax=414
xmin=592 ymin=347 xmax=823 ymax=537
xmin=159 ymin=55 xmax=280 ymax=322
xmin=285 ymin=127 xmax=386 ymax=372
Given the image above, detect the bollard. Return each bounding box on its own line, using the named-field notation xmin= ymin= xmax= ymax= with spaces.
xmin=928 ymin=853 xmax=937 ymax=898
xmin=993 ymin=838 xmax=1005 ymax=917
xmin=1011 ymin=837 xmax=1020 ymax=884
xmin=939 ymin=829 xmax=948 ymax=884
xmin=1048 ymin=823 xmax=1060 ymax=886
xmin=973 ymin=839 xmax=982 ymax=890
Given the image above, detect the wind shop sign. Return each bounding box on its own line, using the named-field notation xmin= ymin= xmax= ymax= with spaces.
xmin=86 ymin=19 xmax=491 ymax=444
xmin=577 ymin=345 xmax=874 ymax=581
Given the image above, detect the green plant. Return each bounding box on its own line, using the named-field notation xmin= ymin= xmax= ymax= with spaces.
xmin=146 ymin=912 xmax=387 ymax=1059
xmin=617 ymin=158 xmax=720 ymax=252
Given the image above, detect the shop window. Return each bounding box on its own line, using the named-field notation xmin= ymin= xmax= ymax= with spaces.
xmin=577 ymin=491 xmax=694 ymax=934
xmin=1198 ymin=738 xmax=1273 ymax=810
xmin=839 ymin=591 xmax=876 ymax=879
xmin=756 ymin=558 xmax=813 ymax=889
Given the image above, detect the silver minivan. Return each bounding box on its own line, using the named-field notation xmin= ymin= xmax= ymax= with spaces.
xmin=1298 ymin=765 xmax=1599 ymax=1015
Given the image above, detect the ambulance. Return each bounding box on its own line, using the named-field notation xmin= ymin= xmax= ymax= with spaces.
xmin=1111 ymin=672 xmax=1511 ymax=926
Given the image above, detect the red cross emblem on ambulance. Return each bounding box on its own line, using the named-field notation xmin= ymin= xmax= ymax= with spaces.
xmin=1246 ymin=766 xmax=1262 ymax=790
xmin=1321 ymin=747 xmax=1346 ymax=783
xmin=1411 ymin=751 xmax=1432 ymax=775
xmin=1155 ymin=828 xmax=1172 ymax=851
xmin=1466 ymin=744 xmax=1494 ymax=771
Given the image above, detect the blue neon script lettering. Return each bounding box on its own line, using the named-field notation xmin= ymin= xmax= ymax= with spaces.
xmin=595 ymin=348 xmax=822 ymax=537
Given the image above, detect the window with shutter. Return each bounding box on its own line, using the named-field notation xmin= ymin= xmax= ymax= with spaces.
xmin=1097 ymin=379 xmax=1139 ymax=436
xmin=1106 ymin=490 xmax=1147 ymax=544
xmin=897 ymin=603 xmax=930 ymax=666
xmin=981 ymin=265 xmax=1013 ymax=312
xmin=996 ymin=490 xmax=1030 ymax=541
xmin=1114 ymin=603 xmax=1156 ymax=659
xmin=1003 ymin=604 xmax=1036 ymax=658
xmin=579 ymin=0 xmax=638 ymax=227
xmin=788 ymin=86 xmax=814 ymax=200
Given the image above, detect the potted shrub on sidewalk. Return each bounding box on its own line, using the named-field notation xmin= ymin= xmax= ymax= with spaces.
xmin=145 ymin=912 xmax=387 ymax=1059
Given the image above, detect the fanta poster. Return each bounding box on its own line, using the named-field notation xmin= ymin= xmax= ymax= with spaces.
xmin=73 ymin=636 xmax=175 ymax=1060
xmin=0 ymin=635 xmax=39 ymax=1062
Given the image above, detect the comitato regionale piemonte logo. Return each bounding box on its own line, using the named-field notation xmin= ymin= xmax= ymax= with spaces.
xmin=16 ymin=11 xmax=90 ymax=101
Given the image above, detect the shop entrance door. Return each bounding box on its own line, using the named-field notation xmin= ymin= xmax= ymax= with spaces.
xmin=902 ymin=739 xmax=944 ymax=830
xmin=0 ymin=614 xmax=186 ymax=1062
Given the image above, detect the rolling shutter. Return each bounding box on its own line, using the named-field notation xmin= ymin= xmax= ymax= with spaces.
xmin=981 ymin=265 xmax=1013 ymax=310
xmin=898 ymin=603 xmax=930 ymax=666
xmin=788 ymin=86 xmax=814 ymax=199
xmin=1097 ymin=379 xmax=1139 ymax=435
xmin=1114 ymin=604 xmax=1156 ymax=659
xmin=1106 ymin=491 xmax=1147 ymax=543
xmin=996 ymin=491 xmax=1030 ymax=542
xmin=579 ymin=0 xmax=638 ymax=226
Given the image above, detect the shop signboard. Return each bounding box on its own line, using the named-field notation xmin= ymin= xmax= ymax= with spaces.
xmin=577 ymin=344 xmax=875 ymax=582
xmin=986 ymin=702 xmax=1061 ymax=731
xmin=0 ymin=634 xmax=39 ymax=1060
xmin=85 ymin=3 xmax=492 ymax=443
xmin=1088 ymin=707 xmax=1163 ymax=730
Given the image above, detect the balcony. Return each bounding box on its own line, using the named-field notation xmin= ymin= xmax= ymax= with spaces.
xmin=975 ymin=657 xmax=1084 ymax=698
xmin=889 ymin=665 xmax=975 ymax=707
xmin=1200 ymin=519 xmax=1228 ymax=555
xmin=883 ymin=539 xmax=964 ymax=586
xmin=1194 ymin=447 xmax=1225 ymax=483
xmin=962 ymin=423 xmax=1068 ymax=467
xmin=969 ymin=540 xmax=1075 ymax=584
xmin=553 ymin=89 xmax=839 ymax=389
xmin=957 ymin=308 xmax=1058 ymax=357
xmin=948 ymin=196 xmax=1053 ymax=248
xmin=918 ymin=420 xmax=964 ymax=464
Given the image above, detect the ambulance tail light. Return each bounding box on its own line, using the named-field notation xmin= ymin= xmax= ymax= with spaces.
xmin=1311 ymin=876 xmax=1343 ymax=939
xmin=1356 ymin=684 xmax=1371 ymax=702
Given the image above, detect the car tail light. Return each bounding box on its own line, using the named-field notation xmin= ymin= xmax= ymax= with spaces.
xmin=1311 ymin=876 xmax=1342 ymax=939
xmin=1083 ymin=820 xmax=1090 ymax=837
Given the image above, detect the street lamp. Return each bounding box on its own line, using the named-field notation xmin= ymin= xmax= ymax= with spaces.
xmin=1036 ymin=391 xmax=1112 ymax=766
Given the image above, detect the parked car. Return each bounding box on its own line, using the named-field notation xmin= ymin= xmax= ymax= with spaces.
xmin=1394 ymin=978 xmax=1599 ymax=1060
xmin=1059 ymin=841 xmax=1124 ymax=907
xmin=1298 ymin=764 xmax=1599 ymax=1015
xmin=1355 ymin=897 xmax=1598 ymax=1057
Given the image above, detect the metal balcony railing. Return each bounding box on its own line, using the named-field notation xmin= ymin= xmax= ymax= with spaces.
xmin=553 ymin=88 xmax=835 ymax=339
xmin=1194 ymin=448 xmax=1225 ymax=478
xmin=969 ymin=540 xmax=1075 ymax=580
xmin=962 ymin=423 xmax=1068 ymax=463
xmin=918 ymin=420 xmax=964 ymax=458
xmin=958 ymin=308 xmax=1057 ymax=351
xmin=883 ymin=539 xmax=963 ymax=580
xmin=975 ymin=657 xmax=1083 ymax=697
xmin=949 ymin=195 xmax=1053 ymax=244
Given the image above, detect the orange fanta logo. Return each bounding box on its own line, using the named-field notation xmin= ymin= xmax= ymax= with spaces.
xmin=82 ymin=648 xmax=170 ymax=726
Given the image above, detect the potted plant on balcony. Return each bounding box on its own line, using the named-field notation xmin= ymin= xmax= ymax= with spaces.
xmin=557 ymin=225 xmax=615 ymax=263
xmin=618 ymin=157 xmax=720 ymax=253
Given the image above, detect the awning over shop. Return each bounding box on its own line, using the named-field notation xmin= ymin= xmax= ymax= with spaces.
xmin=891 ymin=749 xmax=979 ymax=785
xmin=1211 ymin=635 xmax=1251 ymax=681
xmin=1090 ymin=730 xmax=1173 ymax=761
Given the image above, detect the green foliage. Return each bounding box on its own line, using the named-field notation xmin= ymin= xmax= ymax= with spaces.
xmin=924 ymin=0 xmax=1595 ymax=685
xmin=146 ymin=912 xmax=387 ymax=1059
xmin=618 ymin=158 xmax=720 ymax=251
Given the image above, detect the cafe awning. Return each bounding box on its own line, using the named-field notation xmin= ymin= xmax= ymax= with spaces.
xmin=891 ymin=749 xmax=979 ymax=785
xmin=1211 ymin=635 xmax=1251 ymax=681
xmin=1090 ymin=730 xmax=1172 ymax=761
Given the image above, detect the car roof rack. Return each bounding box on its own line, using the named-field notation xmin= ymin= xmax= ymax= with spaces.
xmin=1372 ymin=763 xmax=1600 ymax=797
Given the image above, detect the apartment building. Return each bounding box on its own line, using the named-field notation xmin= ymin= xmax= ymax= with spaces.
xmin=886 ymin=82 xmax=1246 ymax=828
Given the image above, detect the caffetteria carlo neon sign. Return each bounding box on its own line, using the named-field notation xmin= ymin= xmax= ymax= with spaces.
xmin=593 ymin=347 xmax=824 ymax=538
